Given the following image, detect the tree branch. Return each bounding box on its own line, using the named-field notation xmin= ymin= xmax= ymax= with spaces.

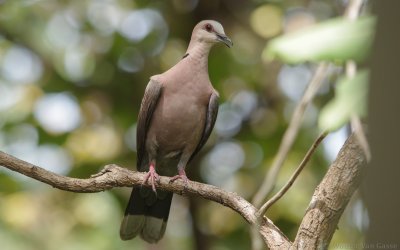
xmin=291 ymin=133 xmax=367 ymax=249
xmin=0 ymin=130 xmax=366 ymax=249
xmin=0 ymin=150 xmax=290 ymax=249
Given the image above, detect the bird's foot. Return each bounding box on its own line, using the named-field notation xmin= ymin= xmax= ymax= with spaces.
xmin=143 ymin=163 xmax=160 ymax=192
xmin=169 ymin=169 xmax=189 ymax=185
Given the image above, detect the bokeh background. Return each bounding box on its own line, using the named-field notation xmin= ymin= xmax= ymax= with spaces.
xmin=0 ymin=1 xmax=371 ymax=249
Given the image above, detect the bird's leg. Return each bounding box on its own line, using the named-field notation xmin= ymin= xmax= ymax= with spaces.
xmin=169 ymin=168 xmax=189 ymax=184
xmin=143 ymin=162 xmax=160 ymax=192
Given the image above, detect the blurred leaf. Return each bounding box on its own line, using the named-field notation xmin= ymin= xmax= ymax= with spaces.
xmin=0 ymin=173 xmax=22 ymax=192
xmin=263 ymin=17 xmax=376 ymax=63
xmin=319 ymin=70 xmax=369 ymax=131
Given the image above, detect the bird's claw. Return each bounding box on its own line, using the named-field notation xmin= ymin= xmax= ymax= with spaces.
xmin=143 ymin=164 xmax=160 ymax=193
xmin=169 ymin=169 xmax=189 ymax=185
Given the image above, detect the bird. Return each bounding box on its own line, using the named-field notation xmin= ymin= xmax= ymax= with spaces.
xmin=120 ymin=20 xmax=232 ymax=243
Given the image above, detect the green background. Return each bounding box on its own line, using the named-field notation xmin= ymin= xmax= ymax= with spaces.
xmin=0 ymin=1 xmax=370 ymax=249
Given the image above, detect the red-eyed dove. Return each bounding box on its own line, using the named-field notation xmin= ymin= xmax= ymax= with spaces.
xmin=120 ymin=20 xmax=232 ymax=243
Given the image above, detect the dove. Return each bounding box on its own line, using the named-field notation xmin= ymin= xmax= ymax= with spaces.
xmin=120 ymin=20 xmax=232 ymax=243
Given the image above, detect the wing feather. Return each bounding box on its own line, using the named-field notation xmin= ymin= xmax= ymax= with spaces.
xmin=136 ymin=79 xmax=163 ymax=170
xmin=189 ymin=91 xmax=219 ymax=162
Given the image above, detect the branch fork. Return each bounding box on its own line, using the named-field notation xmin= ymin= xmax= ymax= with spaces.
xmin=0 ymin=132 xmax=366 ymax=249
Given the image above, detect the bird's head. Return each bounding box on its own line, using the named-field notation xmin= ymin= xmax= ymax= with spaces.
xmin=191 ymin=20 xmax=233 ymax=48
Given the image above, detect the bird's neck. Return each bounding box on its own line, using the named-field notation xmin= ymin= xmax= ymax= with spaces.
xmin=185 ymin=42 xmax=212 ymax=70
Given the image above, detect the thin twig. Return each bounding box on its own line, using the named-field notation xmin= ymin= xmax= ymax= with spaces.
xmin=351 ymin=116 xmax=371 ymax=161
xmin=344 ymin=0 xmax=372 ymax=162
xmin=252 ymin=63 xmax=330 ymax=208
xmin=257 ymin=131 xmax=328 ymax=216
xmin=344 ymin=0 xmax=364 ymax=20
xmin=0 ymin=150 xmax=290 ymax=249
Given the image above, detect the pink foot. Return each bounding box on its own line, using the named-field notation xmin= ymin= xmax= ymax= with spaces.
xmin=169 ymin=169 xmax=189 ymax=185
xmin=143 ymin=163 xmax=160 ymax=192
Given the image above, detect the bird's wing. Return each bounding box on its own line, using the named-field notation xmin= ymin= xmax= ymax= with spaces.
xmin=136 ymin=79 xmax=163 ymax=170
xmin=189 ymin=91 xmax=219 ymax=162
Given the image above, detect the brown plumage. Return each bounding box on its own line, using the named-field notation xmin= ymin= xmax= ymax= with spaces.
xmin=120 ymin=20 xmax=232 ymax=243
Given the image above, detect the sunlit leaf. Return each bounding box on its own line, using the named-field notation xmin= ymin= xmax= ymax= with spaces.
xmin=319 ymin=70 xmax=369 ymax=131
xmin=263 ymin=17 xmax=376 ymax=63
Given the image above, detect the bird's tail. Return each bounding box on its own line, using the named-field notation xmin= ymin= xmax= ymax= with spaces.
xmin=120 ymin=187 xmax=173 ymax=243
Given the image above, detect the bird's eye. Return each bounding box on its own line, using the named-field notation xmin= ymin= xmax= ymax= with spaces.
xmin=205 ymin=23 xmax=213 ymax=32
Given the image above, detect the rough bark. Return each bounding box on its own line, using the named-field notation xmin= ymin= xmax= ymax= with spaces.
xmin=291 ymin=134 xmax=366 ymax=249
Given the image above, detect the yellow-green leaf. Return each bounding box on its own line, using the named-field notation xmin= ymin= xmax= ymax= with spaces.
xmin=319 ymin=70 xmax=369 ymax=131
xmin=263 ymin=17 xmax=376 ymax=64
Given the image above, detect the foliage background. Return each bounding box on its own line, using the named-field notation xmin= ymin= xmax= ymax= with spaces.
xmin=0 ymin=0 xmax=369 ymax=249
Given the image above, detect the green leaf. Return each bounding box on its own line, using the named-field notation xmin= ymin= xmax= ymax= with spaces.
xmin=263 ymin=16 xmax=376 ymax=64
xmin=319 ymin=70 xmax=369 ymax=131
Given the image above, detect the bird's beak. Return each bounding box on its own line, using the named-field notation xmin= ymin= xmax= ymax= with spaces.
xmin=216 ymin=33 xmax=233 ymax=48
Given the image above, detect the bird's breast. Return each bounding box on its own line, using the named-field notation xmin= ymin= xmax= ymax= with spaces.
xmin=146 ymin=87 xmax=209 ymax=155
